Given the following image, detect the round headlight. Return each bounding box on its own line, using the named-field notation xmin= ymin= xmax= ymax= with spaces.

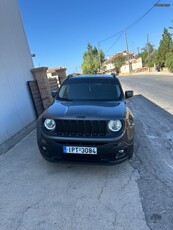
xmin=108 ymin=120 xmax=122 ymax=132
xmin=44 ymin=119 xmax=56 ymax=131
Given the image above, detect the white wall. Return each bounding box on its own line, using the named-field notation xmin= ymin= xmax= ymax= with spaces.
xmin=121 ymin=58 xmax=143 ymax=73
xmin=0 ymin=0 xmax=35 ymax=145
xmin=104 ymin=63 xmax=115 ymax=72
xmin=131 ymin=58 xmax=143 ymax=70
xmin=120 ymin=64 xmax=130 ymax=73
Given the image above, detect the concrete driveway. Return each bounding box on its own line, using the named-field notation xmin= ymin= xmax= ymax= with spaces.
xmin=0 ymin=130 xmax=148 ymax=230
xmin=1 ymin=74 xmax=173 ymax=230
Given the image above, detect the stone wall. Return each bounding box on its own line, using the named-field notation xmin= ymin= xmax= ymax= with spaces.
xmin=31 ymin=67 xmax=53 ymax=110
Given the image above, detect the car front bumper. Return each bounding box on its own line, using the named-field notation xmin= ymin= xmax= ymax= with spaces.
xmin=37 ymin=128 xmax=134 ymax=165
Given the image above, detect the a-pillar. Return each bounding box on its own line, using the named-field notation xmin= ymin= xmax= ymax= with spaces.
xmin=31 ymin=67 xmax=53 ymax=109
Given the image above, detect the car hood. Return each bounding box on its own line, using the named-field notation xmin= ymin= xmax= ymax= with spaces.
xmin=45 ymin=100 xmax=126 ymax=120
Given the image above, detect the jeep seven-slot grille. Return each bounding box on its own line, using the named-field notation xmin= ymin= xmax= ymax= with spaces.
xmin=55 ymin=120 xmax=107 ymax=137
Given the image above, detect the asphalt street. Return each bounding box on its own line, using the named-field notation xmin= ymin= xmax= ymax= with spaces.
xmin=0 ymin=74 xmax=173 ymax=230
xmin=120 ymin=74 xmax=173 ymax=230
xmin=120 ymin=74 xmax=173 ymax=115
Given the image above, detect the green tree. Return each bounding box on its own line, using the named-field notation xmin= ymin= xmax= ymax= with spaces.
xmin=139 ymin=42 xmax=155 ymax=67
xmin=155 ymin=28 xmax=172 ymax=68
xmin=98 ymin=49 xmax=105 ymax=67
xmin=81 ymin=43 xmax=105 ymax=74
xmin=166 ymin=53 xmax=173 ymax=72
xmin=112 ymin=54 xmax=126 ymax=74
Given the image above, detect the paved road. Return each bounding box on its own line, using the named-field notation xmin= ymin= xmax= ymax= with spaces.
xmin=0 ymin=74 xmax=173 ymax=230
xmin=120 ymin=74 xmax=173 ymax=230
xmin=120 ymin=74 xmax=173 ymax=115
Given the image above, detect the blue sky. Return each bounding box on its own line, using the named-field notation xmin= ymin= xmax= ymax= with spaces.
xmin=18 ymin=0 xmax=173 ymax=74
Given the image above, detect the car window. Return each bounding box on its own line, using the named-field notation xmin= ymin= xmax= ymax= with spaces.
xmin=58 ymin=78 xmax=123 ymax=101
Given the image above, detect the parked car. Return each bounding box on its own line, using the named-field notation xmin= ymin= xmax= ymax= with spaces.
xmin=37 ymin=74 xmax=135 ymax=164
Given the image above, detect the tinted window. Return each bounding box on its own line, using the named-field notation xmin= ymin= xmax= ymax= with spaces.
xmin=58 ymin=78 xmax=123 ymax=101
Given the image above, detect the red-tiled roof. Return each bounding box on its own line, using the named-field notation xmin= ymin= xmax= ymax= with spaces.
xmin=104 ymin=51 xmax=134 ymax=64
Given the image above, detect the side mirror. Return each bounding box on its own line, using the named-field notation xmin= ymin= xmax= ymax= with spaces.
xmin=125 ymin=90 xmax=133 ymax=99
xmin=51 ymin=90 xmax=58 ymax=98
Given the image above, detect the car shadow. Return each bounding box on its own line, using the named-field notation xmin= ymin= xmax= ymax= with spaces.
xmin=126 ymin=94 xmax=173 ymax=229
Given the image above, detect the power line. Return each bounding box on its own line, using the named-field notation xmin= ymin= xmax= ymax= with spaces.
xmin=99 ymin=0 xmax=162 ymax=44
xmin=99 ymin=30 xmax=123 ymax=43
xmin=125 ymin=0 xmax=162 ymax=31
xmin=105 ymin=32 xmax=123 ymax=54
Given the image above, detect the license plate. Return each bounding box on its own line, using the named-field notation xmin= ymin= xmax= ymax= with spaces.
xmin=63 ymin=146 xmax=97 ymax=155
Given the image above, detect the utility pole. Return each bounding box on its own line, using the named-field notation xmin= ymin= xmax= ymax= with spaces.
xmin=147 ymin=34 xmax=150 ymax=72
xmin=97 ymin=42 xmax=102 ymax=72
xmin=137 ymin=47 xmax=140 ymax=56
xmin=124 ymin=30 xmax=131 ymax=73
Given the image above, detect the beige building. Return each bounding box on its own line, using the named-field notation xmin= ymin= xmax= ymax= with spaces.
xmin=47 ymin=67 xmax=67 ymax=85
xmin=103 ymin=51 xmax=142 ymax=74
xmin=120 ymin=57 xmax=143 ymax=73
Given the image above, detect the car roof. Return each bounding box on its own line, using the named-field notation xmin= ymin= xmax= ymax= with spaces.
xmin=67 ymin=74 xmax=116 ymax=80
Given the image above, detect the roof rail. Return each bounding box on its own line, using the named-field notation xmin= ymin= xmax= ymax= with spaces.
xmin=67 ymin=74 xmax=74 ymax=78
xmin=67 ymin=73 xmax=81 ymax=78
xmin=111 ymin=73 xmax=116 ymax=78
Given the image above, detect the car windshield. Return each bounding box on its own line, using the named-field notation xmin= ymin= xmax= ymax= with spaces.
xmin=57 ymin=78 xmax=124 ymax=101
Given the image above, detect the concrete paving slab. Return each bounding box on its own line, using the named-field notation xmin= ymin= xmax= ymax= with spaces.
xmin=0 ymin=130 xmax=149 ymax=230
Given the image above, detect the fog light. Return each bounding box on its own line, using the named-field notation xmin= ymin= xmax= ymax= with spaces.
xmin=119 ymin=150 xmax=124 ymax=153
xmin=42 ymin=146 xmax=47 ymax=151
xmin=116 ymin=149 xmax=125 ymax=159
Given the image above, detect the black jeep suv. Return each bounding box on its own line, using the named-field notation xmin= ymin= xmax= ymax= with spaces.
xmin=37 ymin=74 xmax=134 ymax=164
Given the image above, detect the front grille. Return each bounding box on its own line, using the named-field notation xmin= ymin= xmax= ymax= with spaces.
xmin=55 ymin=120 xmax=107 ymax=137
xmin=55 ymin=141 xmax=107 ymax=146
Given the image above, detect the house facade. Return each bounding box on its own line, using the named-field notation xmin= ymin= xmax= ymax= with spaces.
xmin=104 ymin=51 xmax=142 ymax=74
xmin=0 ymin=0 xmax=36 ymax=154
xmin=47 ymin=67 xmax=67 ymax=85
xmin=120 ymin=57 xmax=143 ymax=73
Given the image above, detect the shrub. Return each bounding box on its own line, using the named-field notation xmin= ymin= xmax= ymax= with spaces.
xmin=166 ymin=53 xmax=173 ymax=73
